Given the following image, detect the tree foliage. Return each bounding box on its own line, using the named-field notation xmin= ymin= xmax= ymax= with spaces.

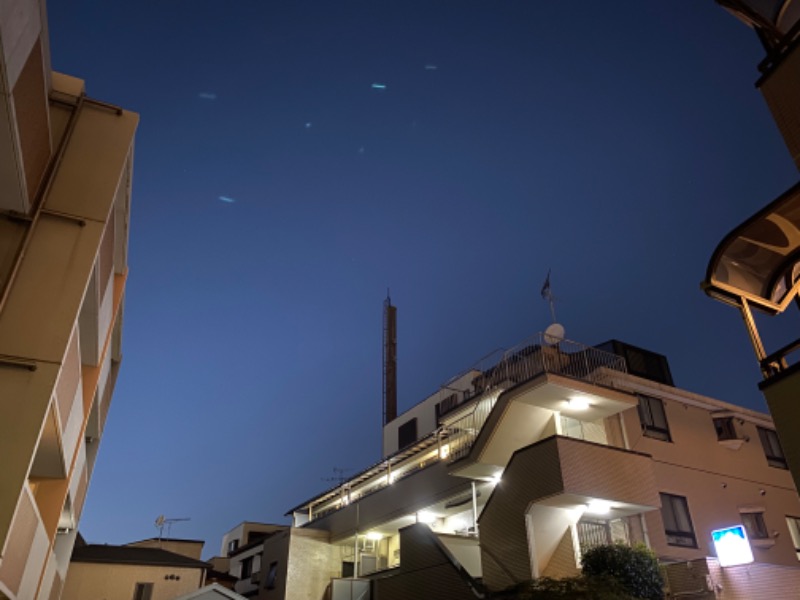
xmin=493 ymin=544 xmax=664 ymax=600
xmin=494 ymin=575 xmax=635 ymax=600
xmin=580 ymin=544 xmax=664 ymax=600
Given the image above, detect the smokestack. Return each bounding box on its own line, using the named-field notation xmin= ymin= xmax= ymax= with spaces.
xmin=383 ymin=294 xmax=397 ymax=426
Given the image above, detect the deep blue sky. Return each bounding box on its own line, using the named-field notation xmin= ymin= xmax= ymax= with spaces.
xmin=47 ymin=1 xmax=799 ymax=557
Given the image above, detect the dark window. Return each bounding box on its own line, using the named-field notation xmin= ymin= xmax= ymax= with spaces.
xmin=758 ymin=427 xmax=788 ymax=469
xmin=240 ymin=556 xmax=254 ymax=579
xmin=341 ymin=561 xmax=355 ymax=578
xmin=227 ymin=539 xmax=239 ymax=555
xmin=435 ymin=393 xmax=459 ymax=421
xmin=713 ymin=417 xmax=738 ymax=441
xmin=398 ymin=418 xmax=418 ymax=450
xmin=266 ymin=561 xmax=278 ymax=589
xmin=741 ymin=512 xmax=769 ymax=540
xmin=660 ymin=493 xmax=697 ymax=548
xmin=637 ymin=395 xmax=671 ymax=441
xmin=133 ymin=583 xmax=153 ymax=600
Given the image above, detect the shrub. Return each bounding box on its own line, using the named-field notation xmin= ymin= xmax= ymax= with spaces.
xmin=494 ymin=575 xmax=635 ymax=599
xmin=580 ymin=544 xmax=664 ymax=600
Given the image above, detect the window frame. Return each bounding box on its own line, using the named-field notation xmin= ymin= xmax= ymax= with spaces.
xmin=757 ymin=427 xmax=788 ymax=469
xmin=133 ymin=582 xmax=154 ymax=600
xmin=637 ymin=395 xmax=672 ymax=442
xmin=266 ymin=561 xmax=278 ymax=590
xmin=397 ymin=418 xmax=418 ymax=450
xmin=741 ymin=511 xmax=770 ymax=540
xmin=713 ymin=416 xmax=738 ymax=441
xmin=240 ymin=555 xmax=254 ymax=579
xmin=660 ymin=493 xmax=697 ymax=548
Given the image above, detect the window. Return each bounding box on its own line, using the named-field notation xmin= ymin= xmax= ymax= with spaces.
xmin=435 ymin=393 xmax=459 ymax=421
xmin=266 ymin=561 xmax=278 ymax=589
xmin=241 ymin=555 xmax=254 ymax=579
xmin=786 ymin=516 xmax=800 ymax=560
xmin=758 ymin=427 xmax=788 ymax=469
xmin=660 ymin=493 xmax=697 ymax=548
xmin=133 ymin=583 xmax=153 ymax=600
xmin=637 ymin=395 xmax=671 ymax=441
xmin=741 ymin=511 xmax=769 ymax=540
xmin=713 ymin=417 xmax=738 ymax=441
xmin=398 ymin=418 xmax=418 ymax=450
xmin=227 ymin=539 xmax=239 ymax=554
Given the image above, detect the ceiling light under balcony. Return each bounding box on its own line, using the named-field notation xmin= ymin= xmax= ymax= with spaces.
xmin=417 ymin=511 xmax=437 ymax=524
xmin=567 ymin=396 xmax=591 ymax=410
xmin=365 ymin=532 xmax=383 ymax=541
xmin=586 ymin=499 xmax=612 ymax=515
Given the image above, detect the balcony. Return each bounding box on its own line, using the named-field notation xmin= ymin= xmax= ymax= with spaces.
xmin=479 ymin=436 xmax=658 ymax=586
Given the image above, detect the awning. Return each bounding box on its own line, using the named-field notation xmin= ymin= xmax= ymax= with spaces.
xmin=703 ymin=180 xmax=800 ymax=315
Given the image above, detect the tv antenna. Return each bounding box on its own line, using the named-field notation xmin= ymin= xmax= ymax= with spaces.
xmin=155 ymin=515 xmax=191 ymax=540
xmin=322 ymin=467 xmax=352 ymax=486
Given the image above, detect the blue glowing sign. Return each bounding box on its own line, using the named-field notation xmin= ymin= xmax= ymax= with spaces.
xmin=711 ymin=525 xmax=754 ymax=567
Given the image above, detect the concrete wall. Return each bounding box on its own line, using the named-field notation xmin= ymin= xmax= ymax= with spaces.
xmin=371 ymin=524 xmax=479 ymax=600
xmin=61 ymin=562 xmax=204 ymax=600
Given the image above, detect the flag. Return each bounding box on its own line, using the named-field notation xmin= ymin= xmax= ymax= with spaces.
xmin=541 ymin=270 xmax=552 ymax=300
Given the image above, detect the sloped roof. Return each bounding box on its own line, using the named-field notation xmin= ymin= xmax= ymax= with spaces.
xmin=71 ymin=544 xmax=209 ymax=569
xmin=172 ymin=583 xmax=248 ymax=600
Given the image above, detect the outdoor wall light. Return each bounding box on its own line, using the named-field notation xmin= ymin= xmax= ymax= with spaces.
xmin=567 ymin=396 xmax=591 ymax=410
xmin=417 ymin=511 xmax=437 ymax=524
xmin=586 ymin=499 xmax=611 ymax=514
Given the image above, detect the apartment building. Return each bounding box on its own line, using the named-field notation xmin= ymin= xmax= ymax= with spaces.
xmin=702 ymin=2 xmax=800 ymax=495
xmin=256 ymin=334 xmax=800 ymax=599
xmin=0 ymin=1 xmax=138 ymax=598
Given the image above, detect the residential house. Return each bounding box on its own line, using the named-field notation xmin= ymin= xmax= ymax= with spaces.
xmin=61 ymin=542 xmax=208 ymax=600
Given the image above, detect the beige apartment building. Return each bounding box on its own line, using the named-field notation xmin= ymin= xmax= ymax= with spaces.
xmin=253 ymin=335 xmax=800 ymax=599
xmin=0 ymin=0 xmax=138 ymax=598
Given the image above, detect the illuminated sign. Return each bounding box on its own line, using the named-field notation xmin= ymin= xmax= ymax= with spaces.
xmin=711 ymin=525 xmax=754 ymax=567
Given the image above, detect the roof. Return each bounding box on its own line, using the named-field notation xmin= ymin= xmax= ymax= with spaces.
xmin=71 ymin=544 xmax=209 ymax=569
xmin=127 ymin=537 xmax=204 ymax=545
xmin=172 ymin=583 xmax=248 ymax=600
xmin=704 ymin=180 xmax=800 ymax=315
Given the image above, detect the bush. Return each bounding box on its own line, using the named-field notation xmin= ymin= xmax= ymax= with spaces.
xmin=580 ymin=544 xmax=664 ymax=600
xmin=494 ymin=575 xmax=635 ymax=600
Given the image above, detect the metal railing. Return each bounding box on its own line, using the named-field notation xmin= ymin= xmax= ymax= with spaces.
xmin=301 ymin=333 xmax=626 ymax=522
xmin=442 ymin=333 xmax=626 ymax=462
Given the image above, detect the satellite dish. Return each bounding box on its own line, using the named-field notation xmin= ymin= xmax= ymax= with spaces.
xmin=544 ymin=323 xmax=565 ymax=345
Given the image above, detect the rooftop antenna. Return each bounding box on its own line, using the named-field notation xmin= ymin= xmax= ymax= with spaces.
xmin=154 ymin=515 xmax=191 ymax=542
xmin=322 ymin=467 xmax=352 ymax=486
xmin=383 ymin=291 xmax=397 ymax=426
xmin=540 ymin=269 xmax=565 ymax=344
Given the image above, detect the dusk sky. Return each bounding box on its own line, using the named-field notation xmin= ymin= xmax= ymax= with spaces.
xmin=47 ymin=1 xmax=799 ymax=557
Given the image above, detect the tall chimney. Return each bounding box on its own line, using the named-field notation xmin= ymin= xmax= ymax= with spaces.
xmin=383 ymin=294 xmax=397 ymax=426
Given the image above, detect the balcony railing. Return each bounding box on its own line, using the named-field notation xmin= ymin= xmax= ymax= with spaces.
xmin=443 ymin=334 xmax=626 ymax=462
xmin=296 ymin=333 xmax=626 ymax=523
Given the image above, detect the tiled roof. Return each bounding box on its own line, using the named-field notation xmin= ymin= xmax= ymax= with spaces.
xmin=71 ymin=544 xmax=209 ymax=569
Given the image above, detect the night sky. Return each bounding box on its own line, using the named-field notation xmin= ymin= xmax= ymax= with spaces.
xmin=47 ymin=1 xmax=799 ymax=557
